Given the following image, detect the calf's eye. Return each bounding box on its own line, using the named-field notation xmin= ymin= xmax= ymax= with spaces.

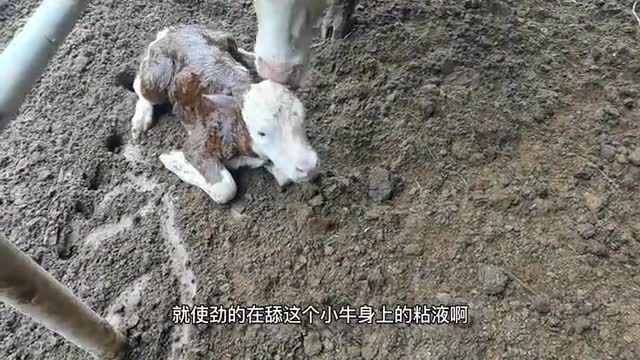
xmin=258 ymin=131 xmax=266 ymax=137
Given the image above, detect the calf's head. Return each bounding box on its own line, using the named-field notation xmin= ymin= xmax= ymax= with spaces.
xmin=253 ymin=0 xmax=328 ymax=88
xmin=216 ymin=80 xmax=318 ymax=182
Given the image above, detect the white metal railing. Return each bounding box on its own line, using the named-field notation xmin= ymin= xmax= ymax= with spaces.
xmin=0 ymin=0 xmax=128 ymax=358
xmin=0 ymin=0 xmax=87 ymax=129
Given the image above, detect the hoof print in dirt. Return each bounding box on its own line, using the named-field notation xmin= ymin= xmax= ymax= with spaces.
xmin=368 ymin=167 xmax=396 ymax=203
xmin=105 ymin=132 xmax=125 ymax=154
xmin=479 ymin=265 xmax=509 ymax=296
xmin=55 ymin=227 xmax=77 ymax=261
xmin=56 ymin=246 xmax=75 ymax=261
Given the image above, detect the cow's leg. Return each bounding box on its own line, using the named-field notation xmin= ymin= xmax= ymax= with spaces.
xmin=321 ymin=0 xmax=358 ymax=40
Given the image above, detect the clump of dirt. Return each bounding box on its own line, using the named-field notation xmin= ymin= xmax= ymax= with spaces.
xmin=1 ymin=0 xmax=640 ymax=359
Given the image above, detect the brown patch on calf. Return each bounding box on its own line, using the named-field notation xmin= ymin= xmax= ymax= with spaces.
xmin=173 ymin=70 xmax=256 ymax=161
xmin=173 ymin=70 xmax=207 ymax=122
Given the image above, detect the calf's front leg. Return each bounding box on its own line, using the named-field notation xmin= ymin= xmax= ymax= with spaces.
xmin=131 ymin=76 xmax=156 ymax=141
xmin=234 ymin=48 xmax=262 ymax=81
xmin=159 ymin=150 xmax=237 ymax=204
xmin=130 ymin=37 xmax=173 ymax=141
xmin=235 ymin=48 xmax=257 ymax=70
xmin=225 ymin=156 xmax=266 ymax=170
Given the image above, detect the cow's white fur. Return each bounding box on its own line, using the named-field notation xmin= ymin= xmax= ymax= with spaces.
xmin=253 ymin=0 xmax=328 ymax=82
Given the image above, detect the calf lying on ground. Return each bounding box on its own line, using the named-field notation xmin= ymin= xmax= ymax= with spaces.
xmin=130 ymin=25 xmax=319 ymax=204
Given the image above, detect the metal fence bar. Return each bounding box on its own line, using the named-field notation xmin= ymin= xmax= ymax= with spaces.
xmin=0 ymin=0 xmax=90 ymax=131
xmin=0 ymin=233 xmax=127 ymax=359
xmin=0 ymin=1 xmax=127 ymax=359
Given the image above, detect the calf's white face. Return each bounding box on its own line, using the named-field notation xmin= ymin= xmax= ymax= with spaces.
xmin=253 ymin=0 xmax=328 ymax=87
xmin=241 ymin=80 xmax=319 ymax=182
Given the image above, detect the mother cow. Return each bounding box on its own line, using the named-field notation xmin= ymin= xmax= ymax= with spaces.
xmin=252 ymin=0 xmax=357 ymax=88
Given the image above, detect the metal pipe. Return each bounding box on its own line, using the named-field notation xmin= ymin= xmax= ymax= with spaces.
xmin=0 ymin=0 xmax=90 ymax=131
xmin=0 ymin=233 xmax=128 ymax=359
xmin=0 ymin=1 xmax=127 ymax=358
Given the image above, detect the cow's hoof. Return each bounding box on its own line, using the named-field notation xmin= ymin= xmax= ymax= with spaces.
xmin=321 ymin=0 xmax=356 ymax=40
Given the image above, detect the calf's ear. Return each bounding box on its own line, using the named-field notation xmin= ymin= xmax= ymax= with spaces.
xmin=202 ymin=94 xmax=237 ymax=112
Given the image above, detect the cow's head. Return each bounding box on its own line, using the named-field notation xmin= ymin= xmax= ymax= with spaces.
xmin=253 ymin=0 xmax=328 ymax=88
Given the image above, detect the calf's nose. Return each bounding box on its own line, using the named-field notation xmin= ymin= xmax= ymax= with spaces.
xmin=295 ymin=156 xmax=319 ymax=180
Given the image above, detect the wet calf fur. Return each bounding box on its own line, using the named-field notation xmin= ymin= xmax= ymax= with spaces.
xmin=130 ymin=25 xmax=319 ymax=204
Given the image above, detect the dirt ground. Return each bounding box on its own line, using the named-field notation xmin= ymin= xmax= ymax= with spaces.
xmin=2 ymin=0 xmax=640 ymax=359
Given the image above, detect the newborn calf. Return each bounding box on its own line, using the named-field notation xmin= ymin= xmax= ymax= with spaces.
xmin=130 ymin=25 xmax=319 ymax=204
